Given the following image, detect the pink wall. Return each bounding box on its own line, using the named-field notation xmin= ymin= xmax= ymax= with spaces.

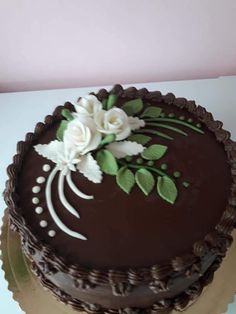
xmin=0 ymin=0 xmax=235 ymax=92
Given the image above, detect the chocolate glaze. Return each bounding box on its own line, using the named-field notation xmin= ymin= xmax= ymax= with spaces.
xmin=4 ymin=85 xmax=236 ymax=312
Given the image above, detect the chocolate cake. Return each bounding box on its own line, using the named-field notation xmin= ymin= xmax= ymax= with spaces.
xmin=4 ymin=85 xmax=236 ymax=313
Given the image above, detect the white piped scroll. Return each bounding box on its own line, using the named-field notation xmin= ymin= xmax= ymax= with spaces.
xmin=45 ymin=166 xmax=87 ymax=240
xmin=58 ymin=171 xmax=80 ymax=218
xmin=66 ymin=171 xmax=94 ymax=200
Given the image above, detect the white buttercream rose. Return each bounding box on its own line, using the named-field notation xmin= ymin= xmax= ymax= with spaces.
xmin=64 ymin=116 xmax=101 ymax=155
xmin=94 ymin=108 xmax=132 ymax=141
xmin=74 ymin=95 xmax=103 ymax=117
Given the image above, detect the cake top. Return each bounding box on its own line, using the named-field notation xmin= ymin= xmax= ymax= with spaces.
xmin=5 ymin=85 xmax=236 ymax=272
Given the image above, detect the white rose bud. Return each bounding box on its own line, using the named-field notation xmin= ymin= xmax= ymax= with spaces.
xmin=74 ymin=95 xmax=103 ymax=117
xmin=94 ymin=108 xmax=131 ymax=141
xmin=64 ymin=115 xmax=101 ymax=155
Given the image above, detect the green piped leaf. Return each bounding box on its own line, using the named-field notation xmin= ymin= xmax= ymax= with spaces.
xmin=62 ymin=109 xmax=74 ymax=121
xmin=116 ymin=167 xmax=135 ymax=194
xmin=141 ymin=144 xmax=167 ymax=160
xmin=157 ymin=176 xmax=177 ymax=204
xmin=56 ymin=120 xmax=69 ymax=141
xmin=99 ymin=134 xmax=116 ymax=147
xmin=141 ymin=106 xmax=162 ymax=118
xmin=107 ymin=94 xmax=118 ymax=110
xmin=122 ymin=99 xmax=143 ymax=116
xmin=135 ymin=169 xmax=155 ymax=196
xmin=128 ymin=134 xmax=152 ymax=145
xmin=96 ymin=149 xmax=118 ymax=175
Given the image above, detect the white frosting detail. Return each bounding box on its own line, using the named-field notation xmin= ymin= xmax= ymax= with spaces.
xmin=40 ymin=220 xmax=48 ymax=228
xmin=106 ymin=141 xmax=145 ymax=159
xmin=43 ymin=164 xmax=51 ymax=172
xmin=35 ymin=140 xmax=81 ymax=174
xmin=77 ymin=153 xmax=102 ymax=184
xmin=94 ymin=108 xmax=131 ymax=140
xmin=58 ymin=171 xmax=80 ymax=218
xmin=36 ymin=176 xmax=45 ymax=184
xmin=45 ymin=166 xmax=87 ymax=240
xmin=32 ymin=186 xmax=41 ymax=193
xmin=35 ymin=207 xmax=43 ymax=214
xmin=63 ymin=116 xmax=101 ymax=155
xmin=66 ymin=171 xmax=93 ymax=200
xmin=32 ymin=197 xmax=39 ymax=204
xmin=128 ymin=116 xmax=145 ymax=130
xmin=48 ymin=230 xmax=56 ymax=237
xmin=74 ymin=95 xmax=103 ymax=117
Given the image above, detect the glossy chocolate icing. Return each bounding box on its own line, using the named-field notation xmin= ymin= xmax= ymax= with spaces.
xmin=5 ymin=85 xmax=236 ymax=313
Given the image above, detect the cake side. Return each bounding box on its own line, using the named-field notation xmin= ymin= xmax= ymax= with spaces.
xmin=28 ymin=253 xmax=223 ymax=313
xmin=4 ymin=85 xmax=236 ymax=313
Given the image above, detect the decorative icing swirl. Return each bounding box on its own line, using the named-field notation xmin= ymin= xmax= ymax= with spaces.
xmin=33 ymin=96 xmax=146 ymax=240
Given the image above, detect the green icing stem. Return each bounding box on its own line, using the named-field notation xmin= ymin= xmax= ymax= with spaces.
xmin=136 ymin=129 xmax=173 ymax=140
xmin=146 ymin=122 xmax=187 ymax=136
xmin=125 ymin=156 xmax=132 ymax=162
xmin=107 ymin=94 xmax=118 ymax=109
xmin=102 ymin=98 xmax=108 ymax=109
xmin=118 ymin=160 xmax=172 ymax=179
xmin=144 ymin=118 xmax=204 ymax=134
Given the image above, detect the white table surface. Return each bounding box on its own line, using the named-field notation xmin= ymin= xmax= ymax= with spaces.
xmin=0 ymin=77 xmax=236 ymax=314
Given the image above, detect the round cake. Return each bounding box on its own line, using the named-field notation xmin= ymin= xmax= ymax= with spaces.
xmin=4 ymin=85 xmax=236 ymax=313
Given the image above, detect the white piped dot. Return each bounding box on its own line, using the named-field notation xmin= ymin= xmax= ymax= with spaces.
xmin=40 ymin=220 xmax=48 ymax=228
xmin=35 ymin=207 xmax=43 ymax=214
xmin=32 ymin=186 xmax=41 ymax=193
xmin=43 ymin=164 xmax=51 ymax=172
xmin=48 ymin=230 xmax=56 ymax=237
xmin=32 ymin=197 xmax=39 ymax=204
xmin=36 ymin=176 xmax=45 ymax=184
